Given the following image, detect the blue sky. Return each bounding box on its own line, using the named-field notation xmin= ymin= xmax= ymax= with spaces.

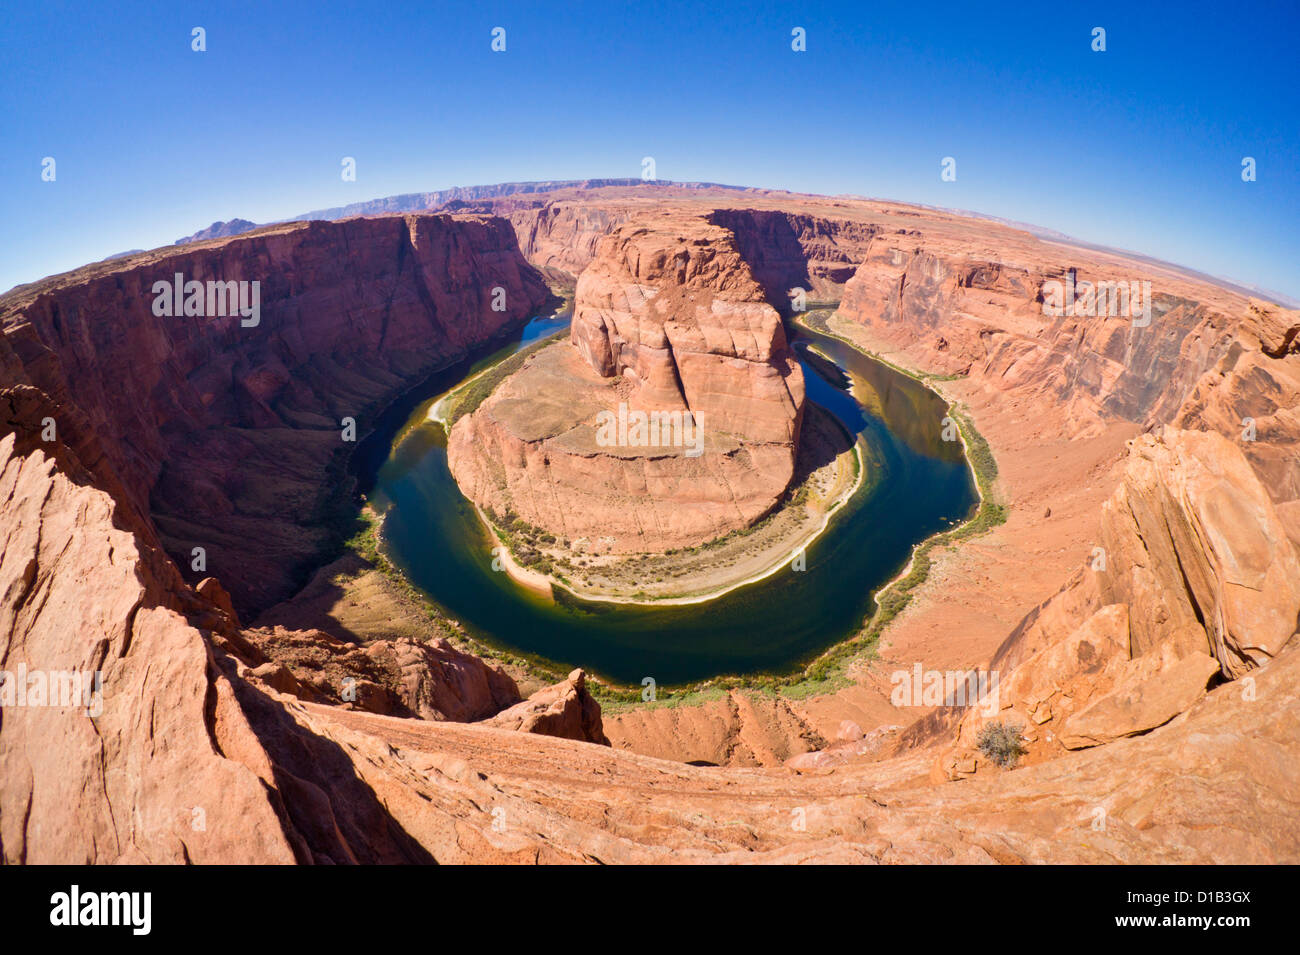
xmin=3 ymin=0 xmax=1296 ymax=297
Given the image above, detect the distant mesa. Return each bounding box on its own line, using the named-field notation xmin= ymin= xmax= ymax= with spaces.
xmin=170 ymin=179 xmax=757 ymax=247
xmin=98 ymin=248 xmax=145 ymax=262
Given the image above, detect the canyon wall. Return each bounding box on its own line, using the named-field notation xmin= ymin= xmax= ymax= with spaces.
xmin=431 ymin=185 xmax=885 ymax=296
xmin=826 ymin=208 xmax=1300 ymax=785
xmin=933 ymin=427 xmax=1300 ymax=779
xmin=0 ymin=214 xmax=550 ymax=614
xmin=705 ymin=208 xmax=879 ymax=304
xmin=834 ymin=219 xmax=1300 ymax=493
xmin=447 ymin=211 xmax=807 ymax=553
xmin=0 ymin=213 xmax=606 ymax=860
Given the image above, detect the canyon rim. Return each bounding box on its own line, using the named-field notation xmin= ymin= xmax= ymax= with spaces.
xmin=3 ymin=6 xmax=1299 ymax=922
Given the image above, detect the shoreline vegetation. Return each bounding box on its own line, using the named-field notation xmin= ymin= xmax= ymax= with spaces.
xmin=339 ymin=306 xmax=1007 ymax=709
xmin=470 ymin=398 xmax=866 ymax=608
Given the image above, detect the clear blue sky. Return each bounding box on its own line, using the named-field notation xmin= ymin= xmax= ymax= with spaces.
xmin=3 ymin=0 xmax=1296 ymax=297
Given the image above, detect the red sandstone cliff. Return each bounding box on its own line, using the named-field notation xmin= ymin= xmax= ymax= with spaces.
xmin=446 ymin=211 xmax=807 ymax=553
xmin=833 ymin=216 xmax=1299 ymax=473
xmin=0 ymin=214 xmax=550 ymax=615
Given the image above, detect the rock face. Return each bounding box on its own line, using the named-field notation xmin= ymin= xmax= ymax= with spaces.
xmin=243 ymin=638 xmax=1300 ymax=863
xmin=933 ymin=427 xmax=1300 ymax=778
xmin=0 ymin=308 xmax=597 ymax=865
xmin=242 ymin=628 xmax=521 ymax=722
xmin=833 ymin=214 xmax=1300 ymax=516
xmin=0 ymin=213 xmax=550 ymax=616
xmin=482 ymin=669 xmax=611 ymax=745
xmin=485 ymin=188 xmax=884 ymax=296
xmin=1099 ymin=428 xmax=1300 ymax=676
xmin=835 ymin=221 xmax=1259 ymax=433
xmin=1173 ymin=299 xmax=1300 ymax=544
xmin=569 ymin=215 xmax=804 ymax=447
xmin=0 ymin=388 xmax=300 ymax=863
xmin=705 ymin=208 xmax=879 ymax=304
xmin=817 ymin=193 xmax=1300 ymax=789
xmin=447 ymin=212 xmax=806 ymax=553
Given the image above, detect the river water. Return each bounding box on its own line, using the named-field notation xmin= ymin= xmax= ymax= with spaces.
xmin=356 ymin=312 xmax=976 ymax=686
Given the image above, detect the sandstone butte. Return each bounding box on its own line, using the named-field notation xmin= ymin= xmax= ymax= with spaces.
xmin=0 ymin=182 xmax=1297 ymax=863
xmin=447 ymin=211 xmax=807 ymax=553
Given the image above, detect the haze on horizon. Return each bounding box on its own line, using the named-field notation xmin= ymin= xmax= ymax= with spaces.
xmin=2 ymin=0 xmax=1296 ymax=299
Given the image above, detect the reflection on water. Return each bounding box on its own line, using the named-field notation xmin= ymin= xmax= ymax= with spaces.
xmin=360 ymin=313 xmax=977 ymax=685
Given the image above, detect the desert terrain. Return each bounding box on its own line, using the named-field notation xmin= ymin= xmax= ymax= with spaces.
xmin=1 ymin=180 xmax=1297 ymax=863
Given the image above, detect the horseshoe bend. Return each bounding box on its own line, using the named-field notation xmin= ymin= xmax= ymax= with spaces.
xmin=2 ymin=180 xmax=1299 ymax=866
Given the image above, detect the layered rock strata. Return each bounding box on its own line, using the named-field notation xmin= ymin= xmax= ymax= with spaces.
xmin=0 ymin=213 xmax=549 ymax=615
xmin=447 ymin=213 xmax=806 ymax=553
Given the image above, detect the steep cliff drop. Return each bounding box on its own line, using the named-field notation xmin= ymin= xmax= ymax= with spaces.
xmin=0 ymin=213 xmax=550 ymax=617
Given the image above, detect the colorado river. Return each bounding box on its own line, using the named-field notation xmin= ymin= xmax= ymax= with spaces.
xmin=355 ymin=311 xmax=977 ymax=686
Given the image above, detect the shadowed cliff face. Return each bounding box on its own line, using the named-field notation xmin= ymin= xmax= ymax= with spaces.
xmin=0 ymin=214 xmax=550 ymax=615
xmin=706 ymin=208 xmax=880 ymax=305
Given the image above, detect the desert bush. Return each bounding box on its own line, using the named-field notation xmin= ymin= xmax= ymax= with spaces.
xmin=977 ymin=720 xmax=1026 ymax=769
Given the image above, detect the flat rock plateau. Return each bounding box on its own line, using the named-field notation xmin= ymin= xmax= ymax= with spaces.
xmin=1 ymin=181 xmax=1298 ymax=863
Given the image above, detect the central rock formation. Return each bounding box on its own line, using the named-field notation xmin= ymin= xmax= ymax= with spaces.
xmin=447 ymin=212 xmax=805 ymax=553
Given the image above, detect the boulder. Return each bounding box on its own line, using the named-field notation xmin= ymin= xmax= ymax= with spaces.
xmin=482 ymin=669 xmax=610 ymax=745
xmin=1100 ymin=428 xmax=1300 ymax=676
xmin=1059 ymin=650 xmax=1221 ymax=749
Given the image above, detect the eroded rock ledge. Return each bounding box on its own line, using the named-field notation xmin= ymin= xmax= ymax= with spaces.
xmin=933 ymin=427 xmax=1300 ymax=780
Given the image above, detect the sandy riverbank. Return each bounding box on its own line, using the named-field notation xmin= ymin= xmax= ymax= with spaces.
xmin=477 ymin=402 xmax=866 ymax=606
